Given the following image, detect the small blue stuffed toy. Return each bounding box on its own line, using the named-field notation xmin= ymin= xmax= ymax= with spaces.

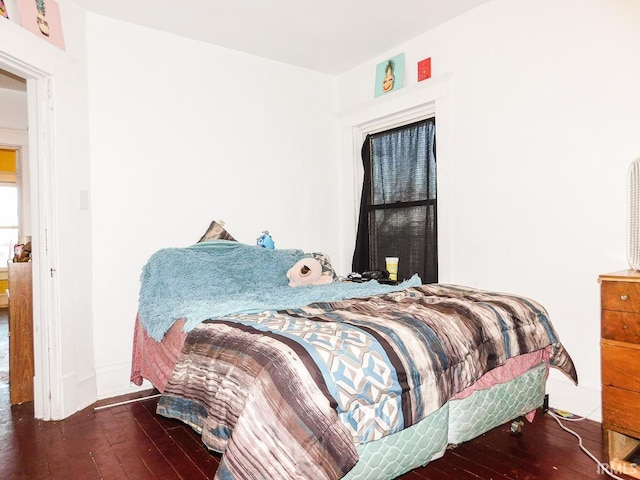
xmin=257 ymin=230 xmax=275 ymax=249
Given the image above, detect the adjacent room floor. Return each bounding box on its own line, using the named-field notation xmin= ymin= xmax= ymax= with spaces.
xmin=0 ymin=308 xmax=621 ymax=479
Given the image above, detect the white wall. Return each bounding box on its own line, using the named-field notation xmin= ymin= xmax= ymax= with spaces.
xmin=85 ymin=15 xmax=341 ymax=398
xmin=337 ymin=0 xmax=640 ymax=419
xmin=0 ymin=89 xmax=27 ymax=129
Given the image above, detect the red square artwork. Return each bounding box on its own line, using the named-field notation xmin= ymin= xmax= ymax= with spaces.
xmin=418 ymin=57 xmax=432 ymax=82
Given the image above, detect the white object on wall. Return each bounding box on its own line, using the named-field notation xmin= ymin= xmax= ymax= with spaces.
xmin=628 ymin=158 xmax=640 ymax=270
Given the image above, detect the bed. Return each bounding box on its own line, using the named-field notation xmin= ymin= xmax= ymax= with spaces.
xmin=131 ymin=238 xmax=578 ymax=480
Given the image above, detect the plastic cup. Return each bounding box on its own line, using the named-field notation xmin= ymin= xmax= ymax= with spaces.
xmin=385 ymin=257 xmax=399 ymax=281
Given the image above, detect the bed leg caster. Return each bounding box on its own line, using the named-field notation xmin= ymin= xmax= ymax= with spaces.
xmin=510 ymin=419 xmax=524 ymax=434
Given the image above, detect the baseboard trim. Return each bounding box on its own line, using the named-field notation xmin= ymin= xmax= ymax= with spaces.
xmin=546 ymin=375 xmax=601 ymax=422
xmin=95 ymin=361 xmax=154 ymax=400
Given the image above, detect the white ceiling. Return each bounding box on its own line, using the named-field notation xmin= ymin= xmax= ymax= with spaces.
xmin=1 ymin=0 xmax=490 ymax=90
xmin=71 ymin=0 xmax=491 ymax=75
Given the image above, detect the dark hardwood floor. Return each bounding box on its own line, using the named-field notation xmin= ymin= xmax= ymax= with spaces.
xmin=0 ymin=309 xmax=629 ymax=479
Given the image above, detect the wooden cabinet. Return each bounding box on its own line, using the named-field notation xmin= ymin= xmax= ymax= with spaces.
xmin=7 ymin=262 xmax=34 ymax=405
xmin=600 ymin=269 xmax=640 ymax=479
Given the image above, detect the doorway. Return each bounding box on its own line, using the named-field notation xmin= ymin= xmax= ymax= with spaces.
xmin=0 ymin=59 xmax=58 ymax=419
xmin=0 ymin=145 xmax=35 ymax=406
xmin=0 ymin=74 xmax=28 ymax=407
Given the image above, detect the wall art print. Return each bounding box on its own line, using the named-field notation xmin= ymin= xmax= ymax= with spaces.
xmin=0 ymin=1 xmax=8 ymax=19
xmin=17 ymin=0 xmax=65 ymax=50
xmin=418 ymin=57 xmax=432 ymax=82
xmin=374 ymin=53 xmax=404 ymax=98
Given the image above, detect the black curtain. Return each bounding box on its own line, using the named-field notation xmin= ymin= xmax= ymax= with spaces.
xmin=351 ymin=135 xmax=372 ymax=272
xmin=352 ymin=135 xmax=373 ymax=274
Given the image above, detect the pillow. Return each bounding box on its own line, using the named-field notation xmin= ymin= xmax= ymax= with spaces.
xmin=286 ymin=252 xmax=337 ymax=287
xmin=197 ymin=220 xmax=236 ymax=243
xmin=306 ymin=252 xmax=337 ymax=280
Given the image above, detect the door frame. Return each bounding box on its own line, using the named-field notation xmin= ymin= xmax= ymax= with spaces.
xmin=0 ymin=56 xmax=60 ymax=420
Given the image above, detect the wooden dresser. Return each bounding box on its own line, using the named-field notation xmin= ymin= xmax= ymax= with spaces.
xmin=7 ymin=262 xmax=34 ymax=405
xmin=600 ymin=269 xmax=640 ymax=478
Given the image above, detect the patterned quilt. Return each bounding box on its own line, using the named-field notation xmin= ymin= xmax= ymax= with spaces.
xmin=157 ymin=284 xmax=578 ymax=480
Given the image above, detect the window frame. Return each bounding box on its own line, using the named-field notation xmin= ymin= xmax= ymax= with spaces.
xmin=357 ymin=117 xmax=437 ymax=282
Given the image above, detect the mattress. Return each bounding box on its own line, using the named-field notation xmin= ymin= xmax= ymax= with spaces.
xmin=343 ymin=361 xmax=547 ymax=480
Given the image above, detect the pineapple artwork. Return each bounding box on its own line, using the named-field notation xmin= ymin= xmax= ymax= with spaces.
xmin=374 ymin=53 xmax=404 ymax=98
xmin=35 ymin=0 xmax=49 ymax=36
xmin=382 ymin=59 xmax=395 ymax=93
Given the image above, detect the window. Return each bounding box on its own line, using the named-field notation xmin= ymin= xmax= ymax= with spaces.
xmin=352 ymin=118 xmax=437 ymax=283
xmin=0 ymin=183 xmax=18 ymax=266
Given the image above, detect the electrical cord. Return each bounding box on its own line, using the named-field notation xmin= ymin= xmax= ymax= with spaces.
xmin=547 ymin=408 xmax=633 ymax=480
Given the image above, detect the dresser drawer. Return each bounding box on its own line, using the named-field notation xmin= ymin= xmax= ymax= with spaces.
xmin=602 ymin=385 xmax=640 ymax=437
xmin=602 ymin=342 xmax=640 ymax=388
xmin=602 ymin=281 xmax=640 ymax=313
xmin=602 ymin=310 xmax=640 ymax=344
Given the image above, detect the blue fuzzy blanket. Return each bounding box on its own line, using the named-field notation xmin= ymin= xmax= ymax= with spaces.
xmin=138 ymin=240 xmax=422 ymax=341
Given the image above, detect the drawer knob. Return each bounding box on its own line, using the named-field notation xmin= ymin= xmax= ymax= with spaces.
xmin=621 ymin=294 xmax=629 ymax=301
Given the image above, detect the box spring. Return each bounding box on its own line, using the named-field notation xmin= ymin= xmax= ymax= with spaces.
xmin=344 ymin=361 xmax=547 ymax=480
